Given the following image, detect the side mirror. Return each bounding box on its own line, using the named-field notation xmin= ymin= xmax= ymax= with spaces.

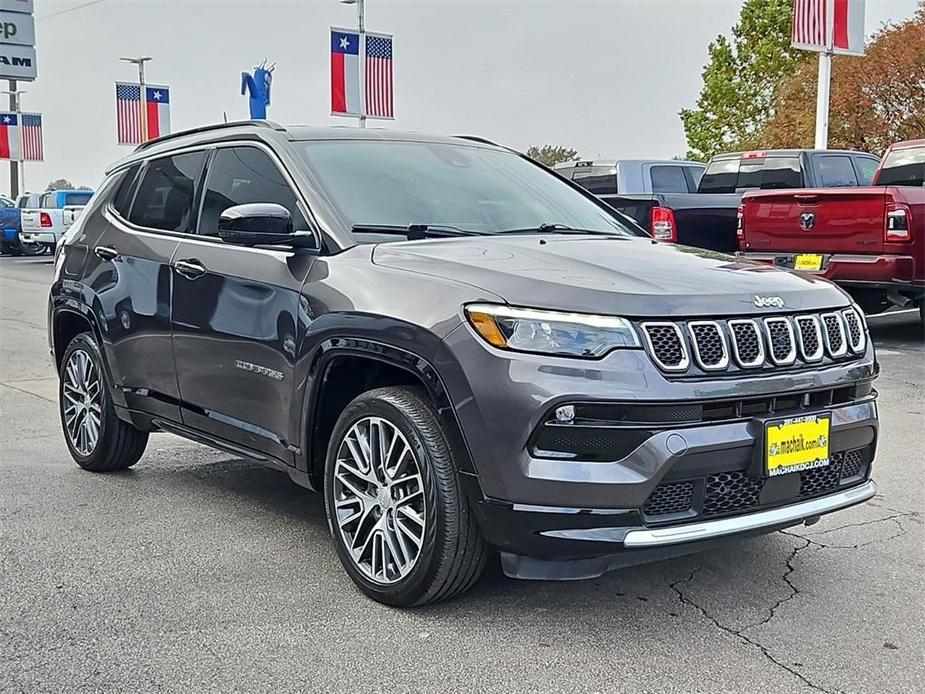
xmin=217 ymin=203 xmax=309 ymax=247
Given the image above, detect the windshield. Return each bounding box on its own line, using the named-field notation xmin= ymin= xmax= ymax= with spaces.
xmin=876 ymin=145 xmax=925 ymax=187
xmin=297 ymin=140 xmax=639 ymax=239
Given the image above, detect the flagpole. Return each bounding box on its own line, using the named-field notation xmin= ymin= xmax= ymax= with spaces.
xmin=813 ymin=0 xmax=836 ymax=149
xmin=121 ymin=57 xmax=152 ymax=144
xmin=358 ymin=0 xmax=366 ymax=128
xmin=7 ymin=80 xmax=19 ymax=198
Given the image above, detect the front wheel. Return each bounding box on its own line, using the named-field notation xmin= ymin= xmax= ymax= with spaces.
xmin=324 ymin=387 xmax=487 ymax=606
xmin=59 ymin=332 xmax=148 ymax=471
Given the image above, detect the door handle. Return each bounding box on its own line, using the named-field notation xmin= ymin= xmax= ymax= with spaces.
xmin=94 ymin=245 xmax=119 ymax=261
xmin=173 ymin=259 xmax=206 ymax=280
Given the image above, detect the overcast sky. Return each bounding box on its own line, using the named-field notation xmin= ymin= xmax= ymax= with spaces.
xmin=1 ymin=0 xmax=920 ymax=193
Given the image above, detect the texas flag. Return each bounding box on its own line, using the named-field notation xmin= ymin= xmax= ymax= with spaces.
xmin=331 ymin=28 xmax=361 ymax=117
xmin=0 ymin=112 xmax=21 ymax=161
xmin=145 ymin=86 xmax=171 ymax=140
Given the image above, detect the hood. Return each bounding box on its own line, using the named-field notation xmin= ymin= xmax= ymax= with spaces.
xmin=373 ymin=236 xmax=850 ymax=318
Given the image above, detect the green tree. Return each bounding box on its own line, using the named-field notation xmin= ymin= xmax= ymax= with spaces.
xmin=46 ymin=178 xmax=74 ymax=191
xmin=525 ymin=145 xmax=579 ymax=167
xmin=680 ymin=0 xmax=809 ymax=160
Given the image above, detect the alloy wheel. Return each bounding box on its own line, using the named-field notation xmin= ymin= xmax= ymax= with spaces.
xmin=332 ymin=416 xmax=426 ymax=584
xmin=62 ymin=349 xmax=102 ymax=456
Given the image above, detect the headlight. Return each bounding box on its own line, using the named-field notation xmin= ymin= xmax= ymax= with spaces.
xmin=464 ymin=303 xmax=640 ymax=358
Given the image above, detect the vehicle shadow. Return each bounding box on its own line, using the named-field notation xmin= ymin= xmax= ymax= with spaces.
xmin=164 ymin=454 xmax=794 ymax=621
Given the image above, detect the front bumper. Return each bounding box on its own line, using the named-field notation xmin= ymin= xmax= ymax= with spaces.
xmin=439 ymin=321 xmax=878 ymax=577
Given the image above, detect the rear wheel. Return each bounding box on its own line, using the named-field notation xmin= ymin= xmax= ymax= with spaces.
xmin=324 ymin=386 xmax=487 ymax=606
xmin=19 ymin=241 xmax=44 ymax=256
xmin=59 ymin=332 xmax=148 ymax=471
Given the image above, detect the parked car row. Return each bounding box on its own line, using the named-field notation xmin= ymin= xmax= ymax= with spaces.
xmin=0 ymin=189 xmax=95 ymax=256
xmin=564 ymin=143 xmax=923 ymax=323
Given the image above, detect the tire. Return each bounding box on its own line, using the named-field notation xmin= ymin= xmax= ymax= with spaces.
xmin=324 ymin=386 xmax=488 ymax=606
xmin=59 ymin=332 xmax=148 ymax=471
xmin=19 ymin=242 xmax=44 ymax=257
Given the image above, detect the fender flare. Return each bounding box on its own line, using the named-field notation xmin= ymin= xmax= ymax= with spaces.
xmin=300 ymin=336 xmax=479 ymax=483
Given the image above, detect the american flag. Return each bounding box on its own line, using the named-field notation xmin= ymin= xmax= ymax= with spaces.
xmin=792 ymin=0 xmax=828 ymax=49
xmin=116 ymin=82 xmax=144 ymax=145
xmin=365 ymin=33 xmax=394 ymax=119
xmin=21 ymin=113 xmax=43 ymax=161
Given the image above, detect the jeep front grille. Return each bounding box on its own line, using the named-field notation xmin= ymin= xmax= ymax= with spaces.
xmin=641 ymin=323 xmax=689 ymax=371
xmin=640 ymin=310 xmax=865 ymax=375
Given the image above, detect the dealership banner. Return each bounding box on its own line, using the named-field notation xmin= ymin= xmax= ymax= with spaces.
xmin=792 ymin=0 xmax=866 ymax=56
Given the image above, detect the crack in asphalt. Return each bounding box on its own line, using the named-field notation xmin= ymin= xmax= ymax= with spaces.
xmin=669 ymin=554 xmax=842 ymax=694
xmin=671 ymin=512 xmax=919 ymax=692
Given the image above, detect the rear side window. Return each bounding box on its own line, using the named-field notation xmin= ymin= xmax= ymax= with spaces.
xmin=650 ymin=165 xmax=689 ymax=193
xmin=571 ymin=167 xmax=618 ymax=194
xmin=129 ymin=152 xmax=206 ymax=232
xmin=112 ymin=165 xmax=141 ymax=217
xmin=197 ymin=147 xmax=308 ymax=236
xmin=41 ymin=193 xmax=56 ymax=208
xmin=854 ymin=157 xmax=879 ymax=185
xmin=816 ymin=155 xmax=858 ymax=187
xmin=64 ymin=192 xmax=93 ymax=206
xmin=876 ymin=146 xmax=925 ymax=187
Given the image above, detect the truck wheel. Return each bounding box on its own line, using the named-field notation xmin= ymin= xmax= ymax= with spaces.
xmin=324 ymin=386 xmax=487 ymax=606
xmin=19 ymin=242 xmax=44 ymax=256
xmin=59 ymin=332 xmax=148 ymax=471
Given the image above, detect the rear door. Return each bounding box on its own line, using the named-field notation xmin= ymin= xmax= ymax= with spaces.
xmin=170 ymin=144 xmax=318 ymax=463
xmin=87 ymin=152 xmax=206 ymax=421
xmin=742 ymin=189 xmax=887 ymax=256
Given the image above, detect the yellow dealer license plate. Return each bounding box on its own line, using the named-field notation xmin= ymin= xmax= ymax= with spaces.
xmin=794 ymin=254 xmax=824 ymax=271
xmin=766 ymin=414 xmax=830 ymax=477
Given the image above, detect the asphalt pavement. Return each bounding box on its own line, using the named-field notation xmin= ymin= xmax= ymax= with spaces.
xmin=1 ymin=254 xmax=922 ymax=693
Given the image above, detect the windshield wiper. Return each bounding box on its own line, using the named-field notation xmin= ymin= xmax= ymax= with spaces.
xmin=498 ymin=223 xmax=621 ymax=236
xmin=351 ymin=223 xmax=489 ymax=239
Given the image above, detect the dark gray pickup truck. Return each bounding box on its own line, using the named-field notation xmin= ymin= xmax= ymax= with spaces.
xmin=591 ymin=149 xmax=881 ymax=254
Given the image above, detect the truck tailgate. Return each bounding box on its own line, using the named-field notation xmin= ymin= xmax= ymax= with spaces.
xmin=741 ymin=189 xmax=888 ymax=255
xmin=63 ymin=206 xmax=85 ymax=229
xmin=20 ymin=209 xmax=42 ymax=231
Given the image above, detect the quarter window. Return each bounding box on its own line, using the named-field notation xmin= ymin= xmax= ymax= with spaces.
xmin=197 ymin=147 xmax=307 ymax=236
xmin=129 ymin=152 xmax=206 ymax=232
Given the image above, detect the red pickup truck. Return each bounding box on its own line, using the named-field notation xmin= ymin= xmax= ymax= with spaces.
xmin=739 ymin=139 xmax=925 ymax=323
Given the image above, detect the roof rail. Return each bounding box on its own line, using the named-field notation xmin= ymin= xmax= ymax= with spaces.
xmin=135 ymin=120 xmax=286 ymax=152
xmin=451 ymin=134 xmax=503 ymax=147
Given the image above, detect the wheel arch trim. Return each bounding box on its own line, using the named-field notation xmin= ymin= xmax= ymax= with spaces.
xmin=301 ymin=337 xmax=480 ymax=486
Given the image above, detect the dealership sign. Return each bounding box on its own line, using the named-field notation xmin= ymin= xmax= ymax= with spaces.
xmin=0 ymin=0 xmax=34 ymax=81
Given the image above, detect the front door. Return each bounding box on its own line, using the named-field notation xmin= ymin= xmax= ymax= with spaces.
xmin=170 ymin=145 xmax=317 ymax=463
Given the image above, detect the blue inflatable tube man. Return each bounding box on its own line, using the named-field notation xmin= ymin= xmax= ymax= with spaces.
xmin=242 ymin=61 xmax=274 ymax=120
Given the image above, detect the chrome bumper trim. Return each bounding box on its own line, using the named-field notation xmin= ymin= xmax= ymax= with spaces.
xmin=623 ymin=480 xmax=877 ymax=548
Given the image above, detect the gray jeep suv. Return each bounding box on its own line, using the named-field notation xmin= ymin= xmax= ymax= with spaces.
xmin=49 ymin=122 xmax=878 ymax=606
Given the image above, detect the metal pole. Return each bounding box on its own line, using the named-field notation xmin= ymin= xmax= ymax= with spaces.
xmin=358 ymin=0 xmax=366 ymax=128
xmin=139 ymin=61 xmax=148 ymax=143
xmin=8 ymin=80 xmax=18 ymax=198
xmin=814 ymin=52 xmax=832 ymax=149
xmin=814 ymin=0 xmax=835 ymax=149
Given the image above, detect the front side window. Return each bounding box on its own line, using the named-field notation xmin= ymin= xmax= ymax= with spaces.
xmin=298 ymin=140 xmax=635 ymax=238
xmin=876 ymin=145 xmax=925 ymax=187
xmin=197 ymin=147 xmax=308 ymax=236
xmin=112 ymin=165 xmax=141 ymax=217
xmin=129 ymin=152 xmax=205 ymax=232
xmin=817 ymin=155 xmax=858 ymax=187
xmin=650 ymin=165 xmax=689 ymax=193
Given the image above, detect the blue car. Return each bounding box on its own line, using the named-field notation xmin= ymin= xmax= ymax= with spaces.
xmin=0 ymin=193 xmax=45 ymax=256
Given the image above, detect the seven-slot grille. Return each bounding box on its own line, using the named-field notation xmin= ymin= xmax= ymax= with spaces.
xmin=641 ymin=308 xmax=865 ymax=374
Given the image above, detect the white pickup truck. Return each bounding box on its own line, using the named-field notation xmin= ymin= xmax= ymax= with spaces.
xmin=19 ymin=189 xmax=94 ymax=252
